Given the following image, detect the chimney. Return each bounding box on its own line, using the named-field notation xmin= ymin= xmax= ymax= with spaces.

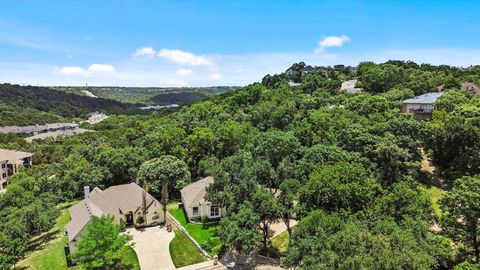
xmin=84 ymin=186 xmax=90 ymax=199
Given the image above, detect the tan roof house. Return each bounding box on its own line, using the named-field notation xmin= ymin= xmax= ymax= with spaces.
xmin=461 ymin=82 xmax=480 ymax=95
xmin=66 ymin=183 xmax=164 ymax=252
xmin=180 ymin=177 xmax=224 ymax=221
xmin=0 ymin=149 xmax=33 ymax=192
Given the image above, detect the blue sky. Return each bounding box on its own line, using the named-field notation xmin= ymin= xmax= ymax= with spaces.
xmin=1 ymin=0 xmax=479 ymax=86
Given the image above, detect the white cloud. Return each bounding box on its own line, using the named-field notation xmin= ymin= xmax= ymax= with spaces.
xmin=55 ymin=64 xmax=115 ymax=77
xmin=209 ymin=72 xmax=222 ymax=80
xmin=316 ymin=35 xmax=350 ymax=53
xmin=56 ymin=66 xmax=89 ymax=76
xmin=166 ymin=78 xmax=188 ymax=87
xmin=176 ymin=68 xmax=193 ymax=76
xmin=132 ymin=47 xmax=156 ymax=58
xmin=87 ymin=64 xmax=115 ymax=73
xmin=67 ymin=54 xmax=72 ymax=58
xmin=157 ymin=49 xmax=213 ymax=66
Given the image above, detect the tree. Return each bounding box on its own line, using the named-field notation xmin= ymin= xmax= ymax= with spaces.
xmin=218 ymin=203 xmax=261 ymax=255
xmin=441 ymin=175 xmax=480 ymax=263
xmin=137 ymin=156 xmax=191 ymax=222
xmin=70 ymin=216 xmax=133 ymax=270
xmin=206 ymin=150 xmax=259 ymax=211
xmin=252 ymin=189 xmax=280 ymax=248
xmin=299 ymin=162 xmax=381 ymax=214
xmin=278 ymin=179 xmax=300 ymax=245
xmin=284 ymin=211 xmax=440 ymax=270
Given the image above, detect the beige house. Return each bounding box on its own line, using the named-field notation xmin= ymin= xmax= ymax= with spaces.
xmin=180 ymin=176 xmax=224 ymax=221
xmin=66 ymin=183 xmax=164 ymax=252
xmin=0 ymin=149 xmax=33 ymax=191
xmin=402 ymin=92 xmax=443 ymax=120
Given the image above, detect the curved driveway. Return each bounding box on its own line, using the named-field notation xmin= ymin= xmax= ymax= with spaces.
xmin=128 ymin=227 xmax=176 ymax=270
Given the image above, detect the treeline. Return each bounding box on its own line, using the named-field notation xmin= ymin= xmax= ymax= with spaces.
xmin=53 ymin=86 xmax=239 ymax=105
xmin=0 ymin=61 xmax=479 ymax=269
xmin=0 ymin=84 xmax=142 ymax=126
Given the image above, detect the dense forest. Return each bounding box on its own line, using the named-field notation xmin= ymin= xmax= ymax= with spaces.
xmin=53 ymin=86 xmax=239 ymax=105
xmin=0 ymin=84 xmax=142 ymax=126
xmin=1 ymin=61 xmax=479 ymax=269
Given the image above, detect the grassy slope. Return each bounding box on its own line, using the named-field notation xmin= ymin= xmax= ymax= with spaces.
xmin=169 ymin=207 xmax=217 ymax=245
xmin=271 ymin=230 xmax=289 ymax=253
xmin=169 ymin=230 xmax=206 ymax=268
xmin=18 ymin=201 xmax=140 ymax=270
xmin=426 ymin=186 xmax=446 ymax=217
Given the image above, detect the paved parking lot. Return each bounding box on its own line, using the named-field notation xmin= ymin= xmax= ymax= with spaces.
xmin=128 ymin=226 xmax=176 ymax=270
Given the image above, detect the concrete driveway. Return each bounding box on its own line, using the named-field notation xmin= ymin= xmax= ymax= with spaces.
xmin=127 ymin=226 xmax=176 ymax=270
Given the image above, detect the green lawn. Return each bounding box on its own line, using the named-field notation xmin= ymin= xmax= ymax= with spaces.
xmin=271 ymin=230 xmax=290 ymax=253
xmin=169 ymin=207 xmax=217 ymax=245
xmin=169 ymin=230 xmax=206 ymax=268
xmin=426 ymin=186 xmax=446 ymax=218
xmin=17 ymin=201 xmax=140 ymax=270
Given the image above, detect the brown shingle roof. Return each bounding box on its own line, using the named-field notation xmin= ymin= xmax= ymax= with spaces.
xmin=181 ymin=177 xmax=214 ymax=207
xmin=67 ymin=183 xmax=161 ymax=242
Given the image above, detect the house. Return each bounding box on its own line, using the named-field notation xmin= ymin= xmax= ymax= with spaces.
xmin=300 ymin=65 xmax=315 ymax=75
xmin=285 ymin=67 xmax=294 ymax=76
xmin=180 ymin=176 xmax=223 ymax=221
xmin=0 ymin=159 xmax=8 ymax=191
xmin=402 ymin=92 xmax=444 ymax=120
xmin=0 ymin=149 xmax=33 ymax=191
xmin=461 ymin=82 xmax=480 ymax=95
xmin=341 ymin=79 xmax=362 ymax=93
xmin=0 ymin=122 xmax=79 ymax=135
xmin=66 ymin=183 xmax=164 ymax=252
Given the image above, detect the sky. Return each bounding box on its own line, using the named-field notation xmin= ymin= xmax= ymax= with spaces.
xmin=1 ymin=0 xmax=480 ymax=87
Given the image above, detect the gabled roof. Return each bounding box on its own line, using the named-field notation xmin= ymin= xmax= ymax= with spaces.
xmin=181 ymin=177 xmax=214 ymax=207
xmin=402 ymin=92 xmax=443 ymax=104
xmin=67 ymin=183 xmax=161 ymax=242
xmin=67 ymin=199 xmax=104 ymax=242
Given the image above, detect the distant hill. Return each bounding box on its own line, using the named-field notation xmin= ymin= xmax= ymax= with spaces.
xmin=0 ymin=84 xmax=141 ymax=126
xmin=53 ymin=86 xmax=240 ymax=105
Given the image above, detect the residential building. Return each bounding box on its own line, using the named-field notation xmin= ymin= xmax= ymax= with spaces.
xmin=0 ymin=149 xmax=33 ymax=191
xmin=180 ymin=176 xmax=224 ymax=221
xmin=402 ymin=92 xmax=444 ymax=120
xmin=300 ymin=65 xmax=315 ymax=75
xmin=66 ymin=183 xmax=164 ymax=252
xmin=0 ymin=159 xmax=8 ymax=191
xmin=0 ymin=123 xmax=79 ymax=135
xmin=285 ymin=67 xmax=294 ymax=76
xmin=461 ymin=82 xmax=480 ymax=95
xmin=341 ymin=79 xmax=362 ymax=93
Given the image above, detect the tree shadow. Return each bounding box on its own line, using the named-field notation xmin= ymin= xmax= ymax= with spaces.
xmin=28 ymin=229 xmax=61 ymax=252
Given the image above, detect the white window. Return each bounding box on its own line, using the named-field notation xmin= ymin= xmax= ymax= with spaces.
xmin=193 ymin=207 xmax=199 ymax=216
xmin=210 ymin=205 xmax=220 ymax=217
xmin=152 ymin=212 xmax=159 ymax=220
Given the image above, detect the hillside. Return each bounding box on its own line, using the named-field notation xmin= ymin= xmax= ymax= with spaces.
xmin=1 ymin=61 xmax=480 ymax=269
xmin=53 ymin=86 xmax=239 ymax=105
xmin=0 ymin=84 xmax=141 ymax=126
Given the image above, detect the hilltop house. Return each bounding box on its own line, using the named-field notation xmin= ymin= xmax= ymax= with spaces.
xmin=66 ymin=183 xmax=164 ymax=252
xmin=402 ymin=92 xmax=443 ymax=120
xmin=461 ymin=82 xmax=480 ymax=95
xmin=180 ymin=177 xmax=224 ymax=221
xmin=0 ymin=149 xmax=33 ymax=191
